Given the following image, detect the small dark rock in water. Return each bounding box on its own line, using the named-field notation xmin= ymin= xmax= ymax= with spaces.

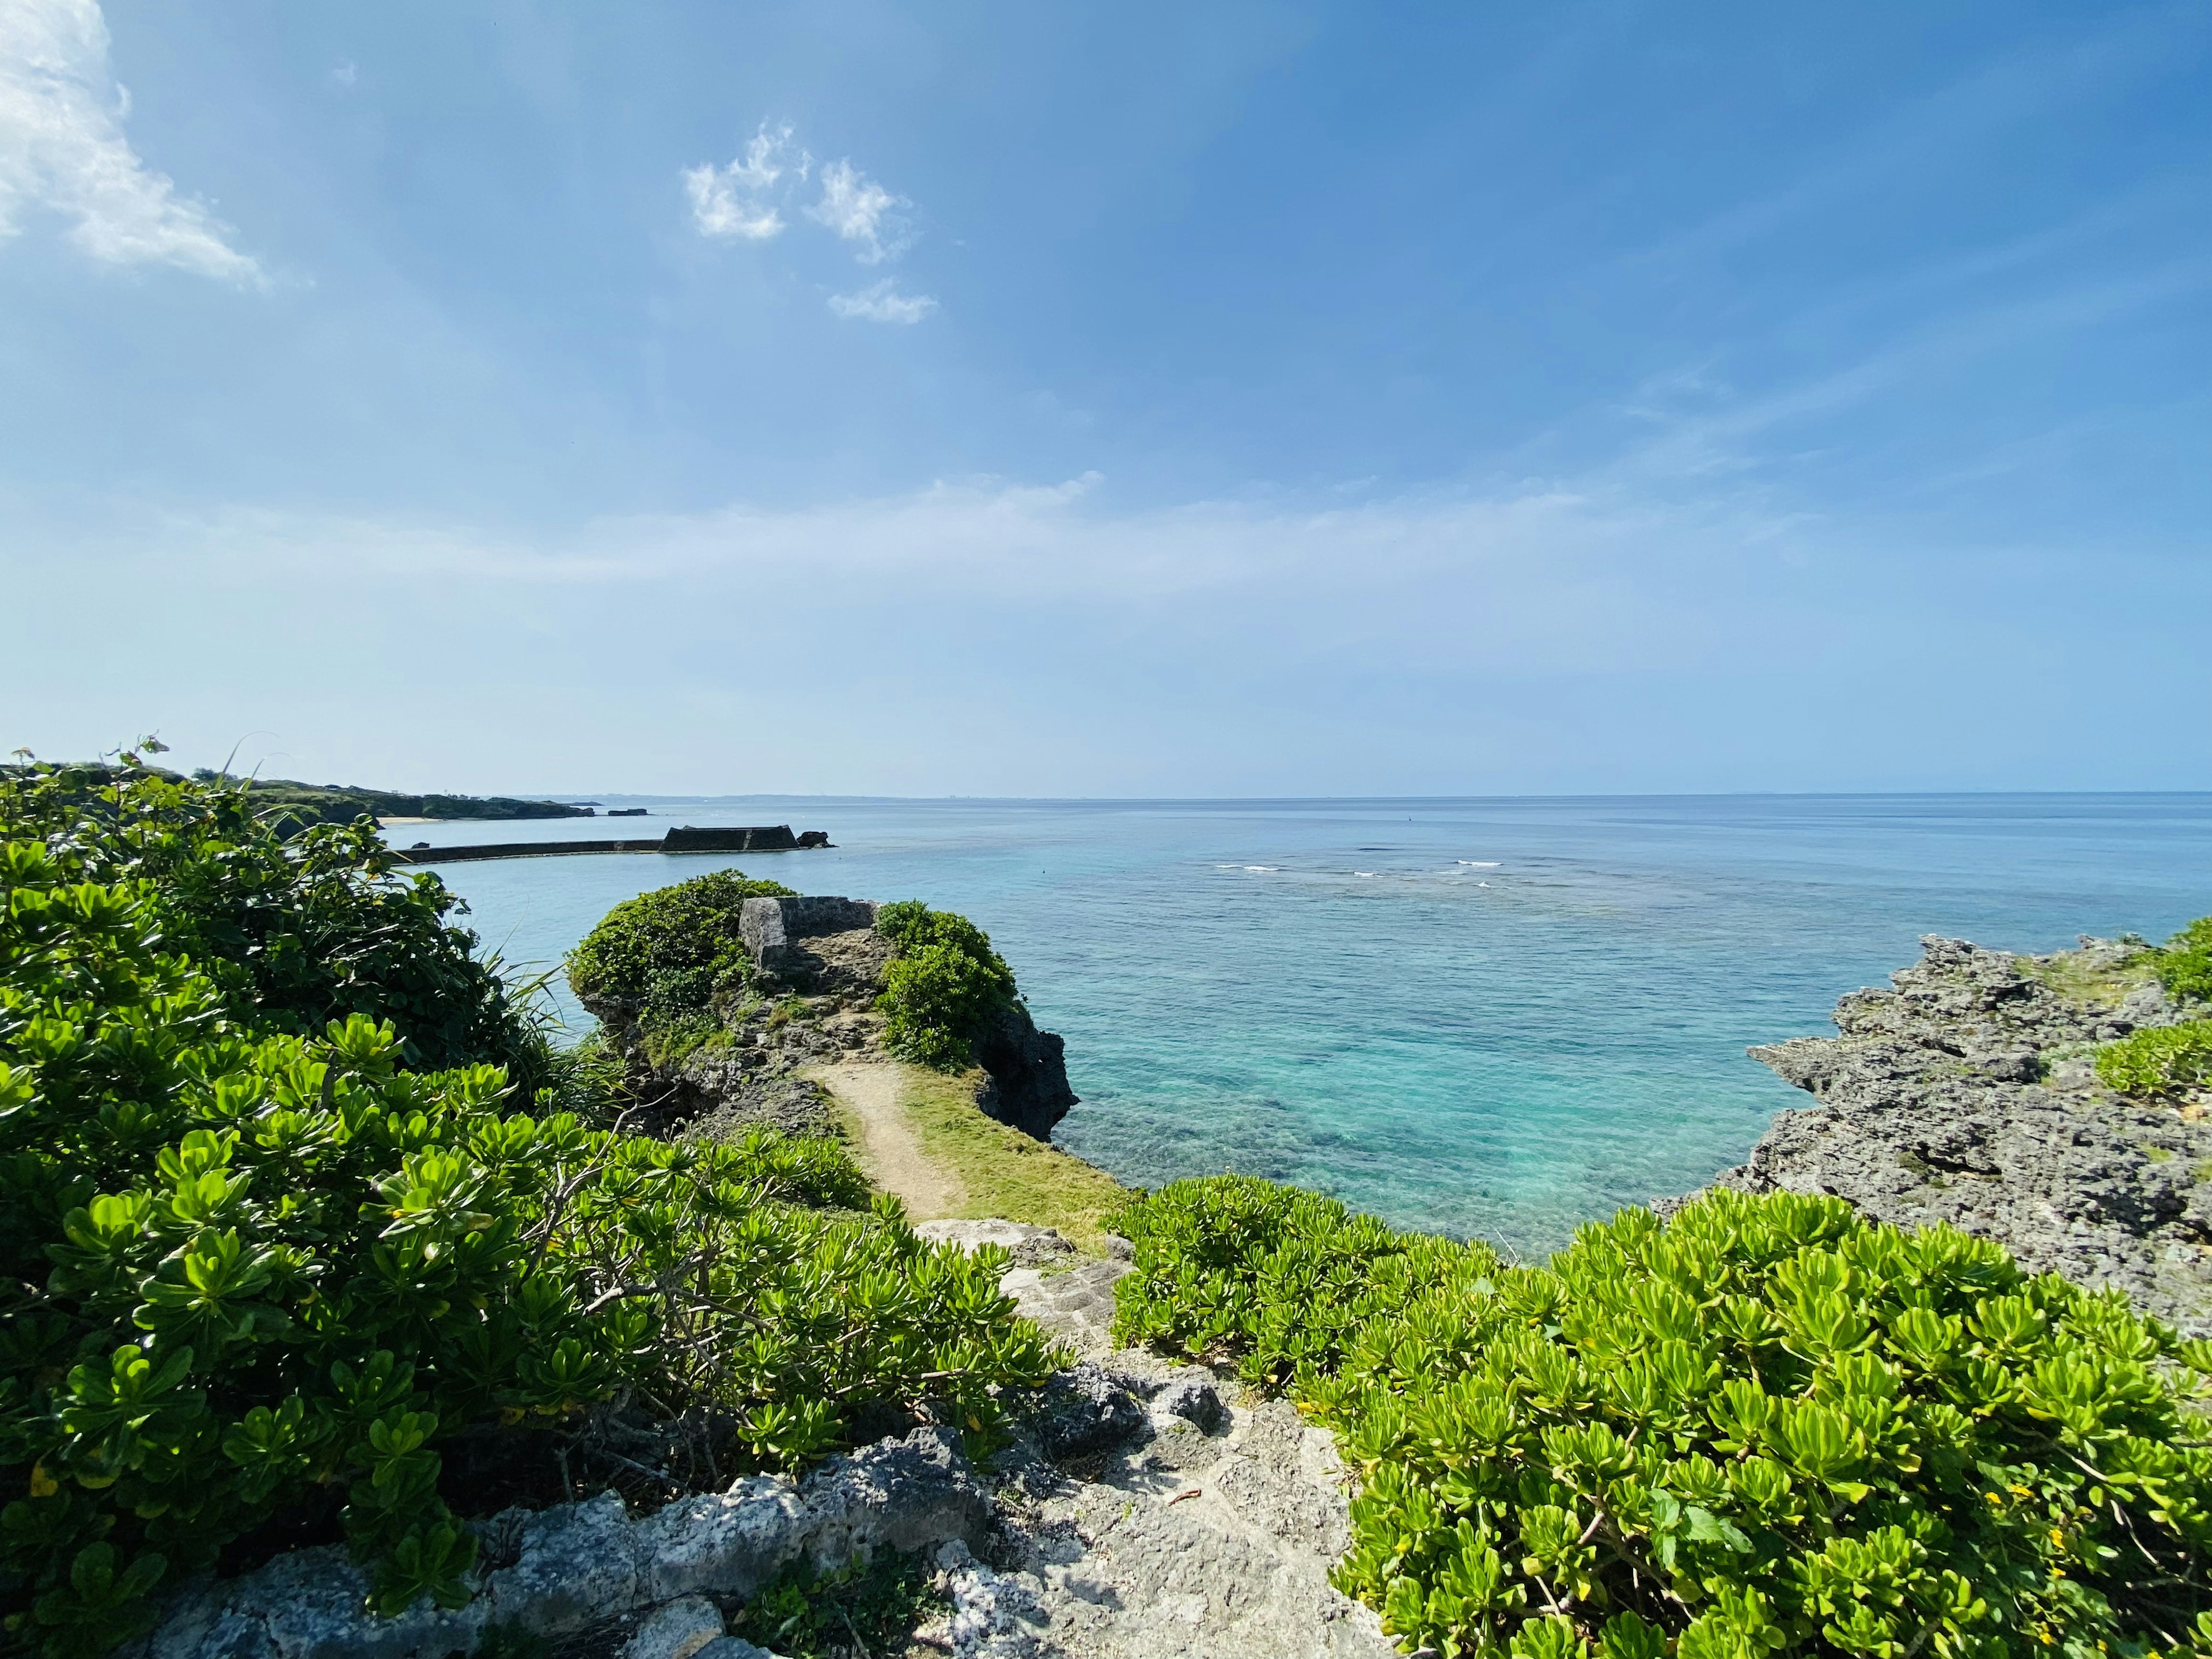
xmin=1692 ymin=934 xmax=2212 ymax=1334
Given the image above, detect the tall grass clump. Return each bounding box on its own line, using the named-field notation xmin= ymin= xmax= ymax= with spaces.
xmin=1113 ymin=1176 xmax=2212 ymax=1659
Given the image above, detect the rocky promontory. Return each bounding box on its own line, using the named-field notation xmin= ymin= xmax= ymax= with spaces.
xmin=589 ymin=893 xmax=1080 ymax=1145
xmin=1705 ymin=934 xmax=2212 ymax=1332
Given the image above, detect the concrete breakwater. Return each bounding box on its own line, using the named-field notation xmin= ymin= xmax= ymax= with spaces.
xmin=391 ymin=825 xmax=831 ymax=863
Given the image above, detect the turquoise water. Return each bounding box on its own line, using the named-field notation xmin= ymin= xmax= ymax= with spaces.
xmin=396 ymin=796 xmax=2212 ymax=1259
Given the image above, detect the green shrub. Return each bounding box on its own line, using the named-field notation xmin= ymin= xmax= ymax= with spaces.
xmin=2097 ymin=1022 xmax=2212 ymax=1097
xmin=0 ymin=751 xmax=538 ymax=1086
xmin=729 ymin=1550 xmax=943 ymax=1658
xmin=567 ymin=869 xmax=794 ymax=1033
xmin=873 ymin=902 xmax=1017 ymax=1070
xmin=1108 ymin=1176 xmax=1475 ymax=1389
xmin=0 ymin=838 xmax=1058 ymax=1657
xmin=1112 ymin=1177 xmax=2212 ymax=1659
xmin=2158 ymin=919 xmax=2212 ymax=1006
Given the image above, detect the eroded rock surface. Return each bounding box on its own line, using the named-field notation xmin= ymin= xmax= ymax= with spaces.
xmin=940 ymin=1380 xmax=1393 ymax=1659
xmin=143 ymin=1219 xmax=1388 ymax=1659
xmin=139 ymin=1428 xmax=986 ymax=1659
xmin=1706 ymin=935 xmax=2212 ymax=1332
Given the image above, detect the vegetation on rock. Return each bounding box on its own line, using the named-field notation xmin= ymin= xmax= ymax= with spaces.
xmin=729 ymin=1549 xmax=944 ymax=1658
xmin=0 ymin=760 xmax=1061 ymax=1658
xmin=2 ymin=759 xmax=593 ymax=835
xmin=566 ymin=868 xmax=795 ymax=1055
xmin=873 ymin=900 xmax=1018 ymax=1070
xmin=1112 ymin=1176 xmax=2212 ymax=1659
xmin=2157 ymin=919 xmax=2212 ymax=1007
xmin=2097 ymin=1023 xmax=2212 ymax=1099
xmin=1 ymin=752 xmax=542 ymax=1086
xmin=2090 ymin=916 xmax=2212 ymax=1099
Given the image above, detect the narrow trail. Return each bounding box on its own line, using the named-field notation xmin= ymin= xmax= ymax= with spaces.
xmin=809 ymin=1059 xmax=964 ymax=1217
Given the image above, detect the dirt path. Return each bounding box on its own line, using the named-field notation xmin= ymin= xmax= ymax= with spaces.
xmin=808 ymin=1060 xmax=963 ymax=1217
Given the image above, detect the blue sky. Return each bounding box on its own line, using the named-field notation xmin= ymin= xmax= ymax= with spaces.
xmin=3 ymin=0 xmax=2207 ymax=795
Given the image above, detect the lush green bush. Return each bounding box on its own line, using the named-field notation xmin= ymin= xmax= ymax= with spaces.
xmin=0 ymin=752 xmax=538 ymax=1087
xmin=1112 ymin=1177 xmax=2212 ymax=1659
xmin=2157 ymin=919 xmax=2212 ymax=1006
xmin=873 ymin=902 xmax=1017 ymax=1070
xmin=2097 ymin=1022 xmax=2212 ymax=1098
xmin=567 ymin=869 xmax=794 ymax=1037
xmin=1109 ymin=1176 xmax=1474 ymax=1389
xmin=0 ymin=834 xmax=1057 ymax=1656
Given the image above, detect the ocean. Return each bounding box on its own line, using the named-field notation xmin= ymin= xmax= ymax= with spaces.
xmin=391 ymin=794 xmax=2212 ymax=1259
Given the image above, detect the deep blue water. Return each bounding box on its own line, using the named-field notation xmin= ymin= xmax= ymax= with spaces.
xmin=392 ymin=796 xmax=2212 ymax=1258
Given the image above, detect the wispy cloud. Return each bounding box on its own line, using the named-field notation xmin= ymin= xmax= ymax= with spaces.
xmin=806 ymin=157 xmax=911 ymax=264
xmin=828 ymin=278 xmax=936 ymax=324
xmin=683 ymin=121 xmax=809 ymax=241
xmin=0 ymin=0 xmax=264 ymax=284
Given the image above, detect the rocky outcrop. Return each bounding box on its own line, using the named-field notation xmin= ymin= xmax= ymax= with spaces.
xmin=649 ymin=896 xmax=1077 ymax=1144
xmin=1705 ymin=935 xmax=2212 ymax=1332
xmin=940 ymin=1365 xmax=1393 ymax=1659
xmin=145 ymin=1219 xmax=1389 ymax=1659
xmin=974 ymin=1006 xmax=1079 ymax=1139
xmin=140 ymin=1427 xmax=989 ymax=1659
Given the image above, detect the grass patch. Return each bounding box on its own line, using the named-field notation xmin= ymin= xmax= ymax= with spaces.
xmin=893 ymin=1066 xmax=1130 ymax=1252
xmin=2021 ymin=945 xmax=2161 ymax=1010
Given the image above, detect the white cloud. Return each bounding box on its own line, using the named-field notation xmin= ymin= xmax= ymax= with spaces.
xmin=0 ymin=0 xmax=264 ymax=283
xmin=328 ymin=60 xmax=357 ymax=89
xmin=807 ymin=157 xmax=910 ymax=264
xmin=828 ymin=278 xmax=936 ymax=324
xmin=684 ymin=121 xmax=808 ymax=240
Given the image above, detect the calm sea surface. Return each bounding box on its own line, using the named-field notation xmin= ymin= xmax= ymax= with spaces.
xmin=390 ymin=796 xmax=2212 ymax=1258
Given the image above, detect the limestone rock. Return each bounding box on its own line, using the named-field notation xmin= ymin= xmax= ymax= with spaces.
xmin=623 ymin=1597 xmax=724 ymax=1659
xmin=978 ymin=1394 xmax=1396 ymax=1659
xmin=797 ymin=1425 xmax=993 ymax=1567
xmin=1151 ymin=1374 xmax=1229 ymax=1435
xmin=1703 ymin=935 xmax=2212 ymax=1333
xmin=1028 ymin=1363 xmax=1151 ymax=1461
xmin=972 ymin=1004 xmax=1080 ymax=1139
xmin=915 ymin=1219 xmax=1080 ymax=1269
xmin=144 ymin=1428 xmax=988 ymax=1659
xmin=1001 ymin=1259 xmax=1131 ymax=1356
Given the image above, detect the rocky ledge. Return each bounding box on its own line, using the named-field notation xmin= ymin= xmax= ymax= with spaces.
xmin=607 ymin=895 xmax=1079 ymax=1144
xmin=146 ymin=1222 xmax=1387 ymax=1659
xmin=1702 ymin=934 xmax=2212 ymax=1333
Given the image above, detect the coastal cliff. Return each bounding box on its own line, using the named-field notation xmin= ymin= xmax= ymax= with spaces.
xmin=1706 ymin=934 xmax=2212 ymax=1332
xmin=584 ymin=892 xmax=1080 ymax=1145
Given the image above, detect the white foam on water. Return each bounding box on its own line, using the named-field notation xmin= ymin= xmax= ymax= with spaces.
xmin=1244 ymin=865 xmax=1279 ymax=873
xmin=1458 ymin=859 xmax=1501 ymax=867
